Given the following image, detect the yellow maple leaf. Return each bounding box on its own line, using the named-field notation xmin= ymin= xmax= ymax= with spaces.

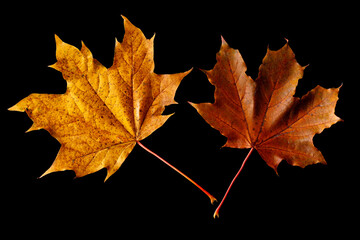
xmin=9 ymin=16 xmax=201 ymax=192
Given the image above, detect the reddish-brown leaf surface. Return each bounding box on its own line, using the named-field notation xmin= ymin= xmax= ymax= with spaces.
xmin=190 ymin=37 xmax=342 ymax=173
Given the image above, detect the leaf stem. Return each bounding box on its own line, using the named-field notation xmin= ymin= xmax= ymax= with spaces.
xmin=213 ymin=147 xmax=254 ymax=219
xmin=136 ymin=140 xmax=217 ymax=204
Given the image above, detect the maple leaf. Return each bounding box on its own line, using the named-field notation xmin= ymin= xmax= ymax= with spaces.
xmin=9 ymin=16 xmax=216 ymax=203
xmin=190 ymin=37 xmax=342 ymax=217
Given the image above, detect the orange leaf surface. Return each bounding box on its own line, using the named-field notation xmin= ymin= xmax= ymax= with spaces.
xmin=9 ymin=16 xmax=191 ymax=181
xmin=191 ymin=37 xmax=342 ymax=173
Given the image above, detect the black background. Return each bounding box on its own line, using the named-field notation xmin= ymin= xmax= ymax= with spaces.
xmin=2 ymin=0 xmax=347 ymax=232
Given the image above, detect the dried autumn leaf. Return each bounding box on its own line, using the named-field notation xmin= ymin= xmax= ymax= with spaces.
xmin=190 ymin=37 xmax=342 ymax=217
xmin=9 ymin=16 xmax=203 ymax=193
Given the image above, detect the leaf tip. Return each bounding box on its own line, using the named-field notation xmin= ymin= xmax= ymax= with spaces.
xmin=180 ymin=67 xmax=193 ymax=79
xmin=114 ymin=37 xmax=120 ymax=46
xmin=337 ymin=82 xmax=344 ymax=90
xmin=187 ymin=101 xmax=196 ymax=107
xmin=8 ymin=104 xmax=20 ymax=112
xmin=151 ymin=32 xmax=156 ymax=41
xmin=220 ymin=35 xmax=229 ymax=49
xmin=199 ymin=67 xmax=210 ymax=75
xmin=302 ymin=63 xmax=310 ymax=70
xmin=25 ymin=123 xmax=41 ymax=133
xmin=80 ymin=40 xmax=87 ymax=50
xmin=8 ymin=102 xmax=27 ymax=112
xmin=121 ymin=14 xmax=133 ymax=28
xmin=120 ymin=14 xmax=127 ymax=21
xmin=104 ymin=175 xmax=110 ymax=183
xmin=38 ymin=169 xmax=52 ymax=179
xmin=48 ymin=63 xmax=58 ymax=70
xmin=54 ymin=34 xmax=64 ymax=46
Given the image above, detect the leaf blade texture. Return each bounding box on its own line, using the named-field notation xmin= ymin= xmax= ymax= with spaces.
xmin=190 ymin=37 xmax=342 ymax=173
xmin=9 ymin=16 xmax=191 ymax=181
